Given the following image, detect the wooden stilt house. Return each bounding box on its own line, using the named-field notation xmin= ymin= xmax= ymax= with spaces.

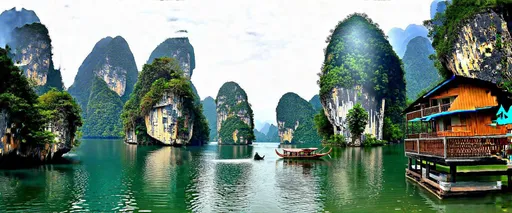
xmin=403 ymin=75 xmax=512 ymax=198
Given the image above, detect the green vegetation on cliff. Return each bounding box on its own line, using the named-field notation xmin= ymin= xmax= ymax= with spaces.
xmin=68 ymin=36 xmax=138 ymax=138
xmin=82 ymin=77 xmax=123 ymax=137
xmin=201 ymin=96 xmax=217 ymax=141
xmin=318 ymin=13 xmax=406 ymax=140
xmin=0 ymin=47 xmax=81 ymax=146
xmin=276 ymin=92 xmax=321 ymax=143
xmin=403 ymin=36 xmax=440 ymax=99
xmin=309 ymin=95 xmax=322 ymax=111
xmin=121 ymin=57 xmax=209 ymax=145
xmin=218 ymin=117 xmax=253 ymax=144
xmin=216 ymin=81 xmax=255 ymax=144
xmin=314 ymin=109 xmax=334 ymax=141
xmin=38 ymin=88 xmax=83 ymax=146
xmin=425 ymin=0 xmax=512 ymax=78
xmin=0 ymin=47 xmax=53 ymax=144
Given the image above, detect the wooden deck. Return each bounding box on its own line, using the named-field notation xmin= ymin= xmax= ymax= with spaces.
xmin=405 ymin=136 xmax=508 ymax=162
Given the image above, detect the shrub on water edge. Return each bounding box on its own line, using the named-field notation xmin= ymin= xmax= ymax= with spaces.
xmin=323 ymin=134 xmax=347 ymax=147
xmin=362 ymin=133 xmax=387 ymax=147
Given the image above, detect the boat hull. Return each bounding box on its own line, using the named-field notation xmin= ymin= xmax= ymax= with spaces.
xmin=275 ymin=148 xmax=332 ymax=159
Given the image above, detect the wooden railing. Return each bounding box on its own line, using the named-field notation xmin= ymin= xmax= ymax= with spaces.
xmin=405 ymin=136 xmax=509 ymax=159
xmin=406 ymin=103 xmax=452 ymax=121
xmin=405 ymin=140 xmax=418 ymax=153
xmin=406 ymin=109 xmax=422 ymax=120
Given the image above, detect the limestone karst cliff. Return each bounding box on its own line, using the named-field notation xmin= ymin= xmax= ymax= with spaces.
xmin=319 ymin=13 xmax=405 ymax=143
xmin=0 ymin=48 xmax=81 ymax=167
xmin=121 ymin=57 xmax=209 ymax=146
xmin=68 ymin=36 xmax=138 ymax=137
xmin=216 ymin=82 xmax=255 ymax=145
xmin=276 ymin=92 xmax=321 ymax=144
xmin=428 ymin=2 xmax=512 ymax=85
xmin=8 ymin=23 xmax=64 ymax=95
xmin=147 ymin=37 xmax=195 ymax=78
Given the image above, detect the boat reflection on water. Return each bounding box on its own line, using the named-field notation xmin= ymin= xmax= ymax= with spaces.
xmin=277 ymin=158 xmax=331 ymax=168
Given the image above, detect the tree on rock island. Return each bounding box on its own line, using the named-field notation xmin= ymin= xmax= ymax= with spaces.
xmin=346 ymin=103 xmax=368 ymax=146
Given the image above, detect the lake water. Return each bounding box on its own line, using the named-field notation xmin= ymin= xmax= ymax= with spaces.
xmin=1 ymin=139 xmax=512 ymax=212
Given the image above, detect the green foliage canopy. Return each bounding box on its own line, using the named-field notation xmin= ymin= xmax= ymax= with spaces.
xmin=347 ymin=103 xmax=369 ymax=143
xmin=218 ymin=117 xmax=253 ymax=144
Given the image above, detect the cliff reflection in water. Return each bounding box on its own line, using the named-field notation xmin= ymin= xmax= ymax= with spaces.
xmin=321 ymin=147 xmax=384 ymax=210
xmin=142 ymin=146 xmax=195 ymax=211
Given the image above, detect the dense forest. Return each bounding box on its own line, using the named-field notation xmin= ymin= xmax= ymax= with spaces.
xmin=9 ymin=23 xmax=64 ymax=95
xmin=216 ymin=82 xmax=255 ymax=144
xmin=82 ymin=77 xmax=124 ymax=137
xmin=0 ymin=47 xmax=81 ymax=149
xmin=403 ymin=36 xmax=440 ymax=99
xmin=318 ymin=13 xmax=406 ymax=142
xmin=121 ymin=57 xmax=209 ymax=145
xmin=68 ymin=36 xmax=138 ymax=138
xmin=276 ymin=92 xmax=321 ymax=143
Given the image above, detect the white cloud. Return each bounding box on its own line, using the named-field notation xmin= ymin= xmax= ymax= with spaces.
xmin=0 ymin=0 xmax=432 ymax=124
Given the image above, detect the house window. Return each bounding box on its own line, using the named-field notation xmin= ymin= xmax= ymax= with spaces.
xmin=443 ymin=117 xmax=452 ymax=131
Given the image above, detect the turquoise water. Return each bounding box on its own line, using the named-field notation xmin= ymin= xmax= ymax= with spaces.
xmin=0 ymin=139 xmax=512 ymax=212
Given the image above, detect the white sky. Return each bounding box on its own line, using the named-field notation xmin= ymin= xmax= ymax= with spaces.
xmin=1 ymin=0 xmax=432 ymax=125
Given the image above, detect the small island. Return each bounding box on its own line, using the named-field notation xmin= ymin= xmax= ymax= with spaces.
xmin=216 ymin=81 xmax=255 ymax=145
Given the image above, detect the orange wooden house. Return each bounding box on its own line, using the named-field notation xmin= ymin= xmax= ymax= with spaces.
xmin=403 ymin=75 xmax=512 ymax=198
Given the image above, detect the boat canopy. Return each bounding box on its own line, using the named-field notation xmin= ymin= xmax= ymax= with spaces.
xmin=282 ymin=148 xmax=318 ymax=153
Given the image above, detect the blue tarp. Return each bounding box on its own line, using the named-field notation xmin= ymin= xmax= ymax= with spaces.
xmin=408 ymin=106 xmax=495 ymax=122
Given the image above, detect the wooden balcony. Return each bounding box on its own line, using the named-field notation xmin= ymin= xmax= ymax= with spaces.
xmin=406 ymin=103 xmax=452 ymax=121
xmin=405 ymin=136 xmax=509 ymax=161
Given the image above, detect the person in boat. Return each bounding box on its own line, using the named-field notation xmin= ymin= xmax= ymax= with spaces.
xmin=254 ymin=152 xmax=265 ymax=160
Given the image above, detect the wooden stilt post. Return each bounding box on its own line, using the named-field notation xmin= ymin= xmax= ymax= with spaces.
xmin=450 ymin=164 xmax=457 ymax=183
xmin=408 ymin=158 xmax=412 ymax=170
xmin=425 ymin=162 xmax=430 ymax=180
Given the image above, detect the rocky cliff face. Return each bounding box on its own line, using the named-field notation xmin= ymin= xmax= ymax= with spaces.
xmin=121 ymin=57 xmax=209 ymax=146
xmin=0 ymin=110 xmax=75 ymax=163
xmin=145 ymin=92 xmax=193 ymax=145
xmin=216 ymin=82 xmax=254 ymax=144
xmin=442 ymin=9 xmax=512 ymax=83
xmin=8 ymin=23 xmax=64 ymax=94
xmin=68 ymin=36 xmax=138 ymax=137
xmin=322 ymin=86 xmax=385 ymax=143
xmin=147 ymin=37 xmax=195 ymax=78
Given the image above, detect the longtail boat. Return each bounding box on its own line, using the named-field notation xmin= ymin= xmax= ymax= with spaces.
xmin=275 ymin=148 xmax=332 ymax=159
